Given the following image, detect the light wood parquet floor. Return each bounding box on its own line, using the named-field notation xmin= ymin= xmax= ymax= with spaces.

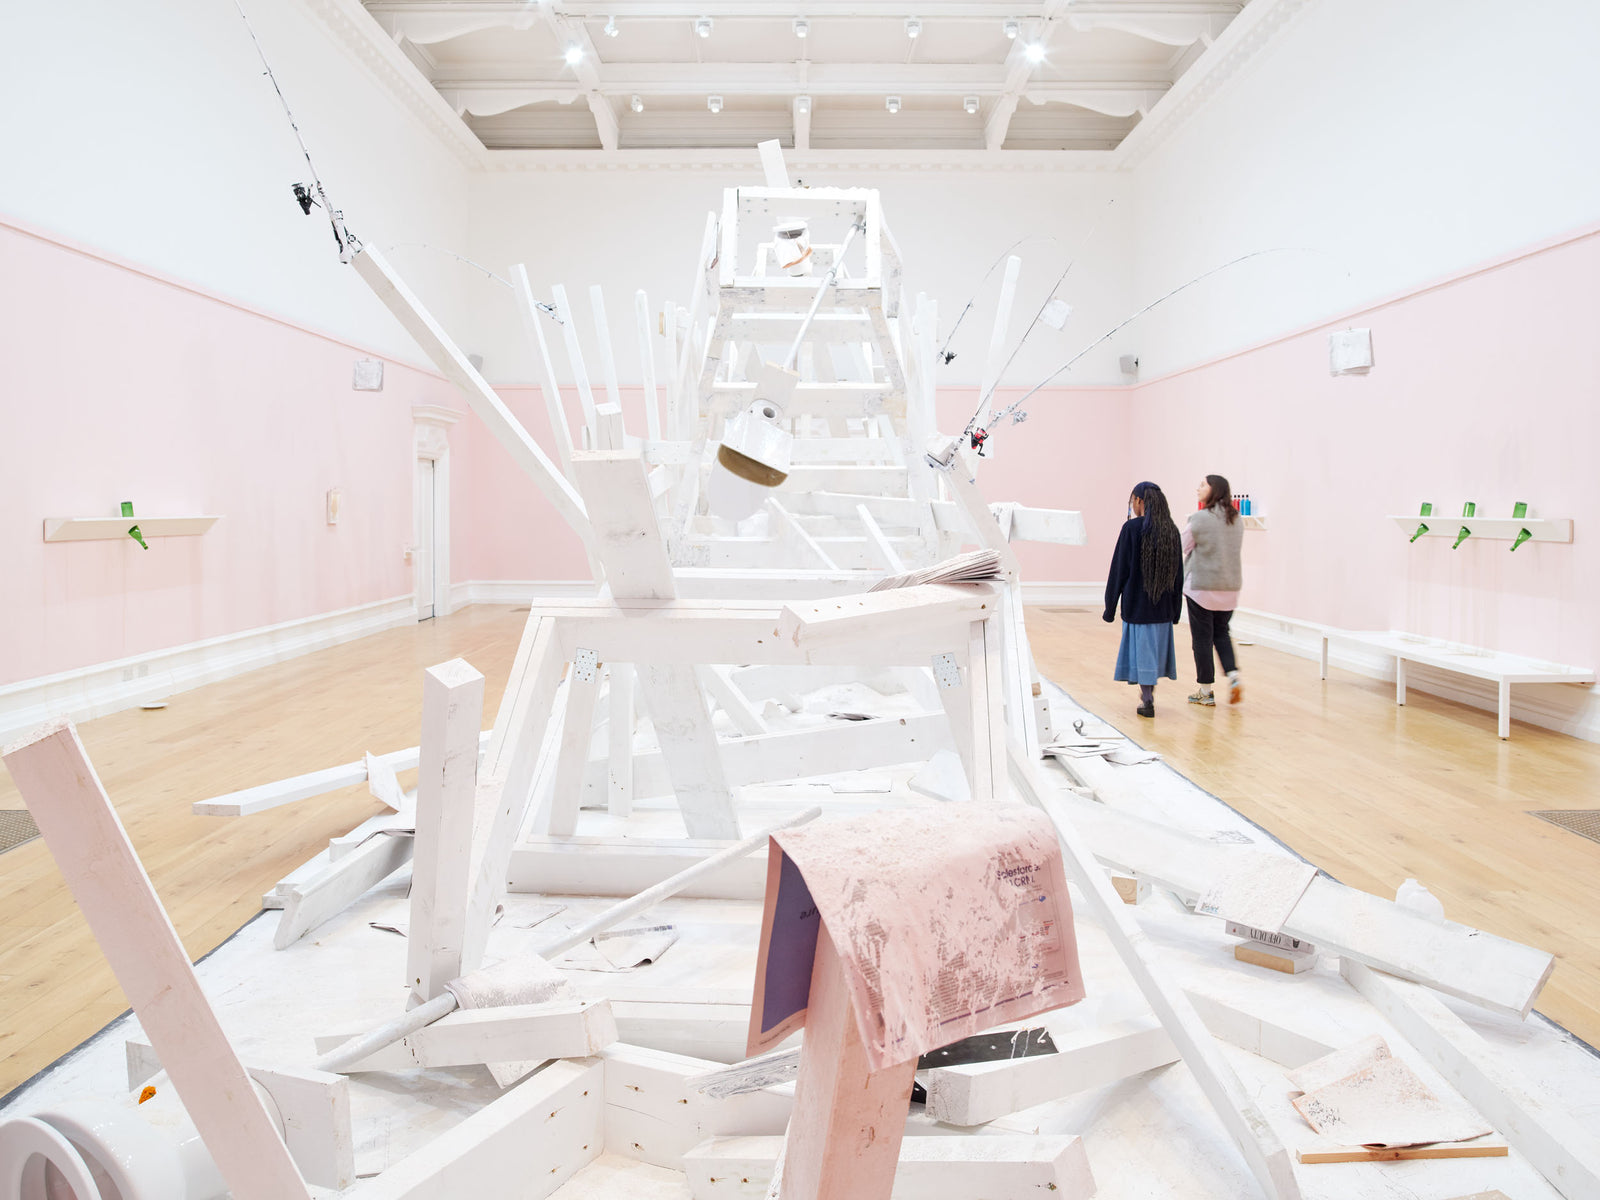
xmin=1 ymin=602 xmax=1596 ymax=1101
xmin=1025 ymin=605 xmax=1600 ymax=1049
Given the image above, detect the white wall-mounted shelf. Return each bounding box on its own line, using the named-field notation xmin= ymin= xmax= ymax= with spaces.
xmin=1389 ymin=516 xmax=1571 ymax=544
xmin=44 ymin=516 xmax=222 ymax=543
xmin=1241 ymin=515 xmax=1268 ymax=531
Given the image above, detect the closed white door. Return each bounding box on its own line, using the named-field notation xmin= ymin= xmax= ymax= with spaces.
xmin=415 ymin=457 xmax=436 ymax=620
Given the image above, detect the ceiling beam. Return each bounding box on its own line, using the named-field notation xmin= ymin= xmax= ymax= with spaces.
xmin=984 ymin=1 xmax=1075 ymax=151
xmin=793 ymin=96 xmax=811 ymax=152
xmin=1066 ymin=2 xmax=1240 ymax=47
xmin=536 ymin=3 xmax=619 ymax=150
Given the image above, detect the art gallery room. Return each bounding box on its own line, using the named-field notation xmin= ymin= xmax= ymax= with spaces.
xmin=2 ymin=0 xmax=1599 ymax=1196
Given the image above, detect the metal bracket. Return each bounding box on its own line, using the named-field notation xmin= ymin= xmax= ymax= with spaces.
xmin=932 ymin=653 xmax=962 ymax=690
xmin=573 ymin=647 xmax=599 ymax=685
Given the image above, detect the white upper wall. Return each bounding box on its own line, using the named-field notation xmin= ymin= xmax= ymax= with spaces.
xmin=0 ymin=0 xmax=471 ymax=364
xmin=464 ymin=166 xmax=1136 ymax=390
xmin=1126 ymin=0 xmax=1600 ymax=378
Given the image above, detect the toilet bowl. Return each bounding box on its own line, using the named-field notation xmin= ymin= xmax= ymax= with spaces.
xmin=0 ymin=1115 xmax=101 ymax=1200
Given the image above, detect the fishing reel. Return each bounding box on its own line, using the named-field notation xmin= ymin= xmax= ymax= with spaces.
xmin=969 ymin=427 xmax=990 ymax=456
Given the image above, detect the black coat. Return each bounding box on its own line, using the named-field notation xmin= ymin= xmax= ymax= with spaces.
xmin=1103 ymin=516 xmax=1183 ymax=625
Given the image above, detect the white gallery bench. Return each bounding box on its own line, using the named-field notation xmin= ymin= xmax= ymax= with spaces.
xmin=1318 ymin=629 xmax=1594 ymax=739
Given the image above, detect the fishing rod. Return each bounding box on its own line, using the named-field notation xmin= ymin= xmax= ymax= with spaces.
xmin=936 ymin=232 xmax=1063 ymax=365
xmin=969 ymin=198 xmax=1116 ymax=424
xmin=231 ymin=0 xmax=356 ymax=260
xmin=967 ymin=247 xmax=1305 ymax=444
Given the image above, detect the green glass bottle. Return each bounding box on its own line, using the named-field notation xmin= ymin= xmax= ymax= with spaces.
xmin=1452 ymin=526 xmax=1471 ymax=550
xmin=1512 ymin=501 xmax=1528 ymax=519
xmin=121 ymin=500 xmax=149 ymax=550
xmin=1411 ymin=501 xmax=1432 ymax=542
xmin=1410 ymin=523 xmax=1430 ymax=543
xmin=1510 ymin=528 xmax=1533 ymax=552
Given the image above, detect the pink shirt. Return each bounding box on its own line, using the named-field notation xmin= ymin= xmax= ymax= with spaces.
xmin=1182 ymin=522 xmax=1240 ymax=611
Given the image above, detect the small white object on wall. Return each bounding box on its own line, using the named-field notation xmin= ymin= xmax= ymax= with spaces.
xmin=1328 ymin=328 xmax=1373 ymax=375
xmin=352 ymin=358 xmax=385 ymax=391
xmin=1040 ymin=298 xmax=1072 ymax=330
xmin=1118 ymin=354 xmax=1139 ymax=376
xmin=326 ymin=488 xmax=342 ymax=525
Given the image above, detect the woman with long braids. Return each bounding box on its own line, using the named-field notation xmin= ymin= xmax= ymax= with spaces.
xmin=1103 ymin=482 xmax=1184 ymax=717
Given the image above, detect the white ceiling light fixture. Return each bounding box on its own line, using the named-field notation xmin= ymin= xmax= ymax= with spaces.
xmin=630 ymin=94 xmax=644 ymax=113
xmin=886 ymin=95 xmax=901 ymax=114
xmin=707 ymin=94 xmax=723 ymax=113
xmin=793 ymin=17 xmax=809 ymax=37
xmin=1023 ymin=41 xmax=1046 ymax=63
xmin=563 ymin=44 xmax=584 ymax=66
xmin=1003 ymin=18 xmax=1019 ymax=39
xmin=695 ymin=15 xmax=713 ymax=38
xmin=603 ymin=15 xmax=619 ymax=37
xmin=963 ymin=95 xmax=979 ymax=114
xmin=905 ymin=17 xmax=922 ymax=37
xmin=795 ymin=94 xmax=811 ymax=115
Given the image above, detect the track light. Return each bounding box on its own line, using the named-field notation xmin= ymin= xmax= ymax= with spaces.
xmin=695 ymin=15 xmax=713 ymax=37
xmin=795 ymin=94 xmax=811 ymax=115
xmin=603 ymin=15 xmax=618 ymax=37
xmin=1003 ymin=18 xmax=1019 ymax=38
xmin=885 ymin=95 xmax=901 ymax=114
xmin=708 ymin=94 xmax=723 ymax=113
xmin=793 ymin=17 xmax=809 ymax=37
xmin=1023 ymin=40 xmax=1045 ymax=63
xmin=630 ymin=94 xmax=643 ymax=113
xmin=905 ymin=17 xmax=921 ymax=37
xmin=963 ymin=95 xmax=979 ymax=114
xmin=563 ymin=44 xmax=583 ymax=66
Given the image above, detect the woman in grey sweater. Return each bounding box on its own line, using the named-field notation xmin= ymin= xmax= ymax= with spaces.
xmin=1183 ymin=474 xmax=1245 ymax=705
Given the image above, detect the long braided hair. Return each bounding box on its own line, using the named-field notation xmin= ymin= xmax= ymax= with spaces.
xmin=1132 ymin=482 xmax=1181 ymax=602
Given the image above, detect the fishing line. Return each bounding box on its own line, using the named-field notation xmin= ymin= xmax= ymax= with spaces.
xmin=972 ymin=247 xmax=1311 ymax=440
xmin=231 ymin=0 xmax=357 ymax=260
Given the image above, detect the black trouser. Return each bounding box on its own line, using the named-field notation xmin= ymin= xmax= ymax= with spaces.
xmin=1186 ymin=597 xmax=1237 ymax=685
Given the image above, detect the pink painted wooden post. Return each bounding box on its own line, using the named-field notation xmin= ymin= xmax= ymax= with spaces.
xmin=780 ymin=925 xmax=919 ymax=1200
xmin=2 ymin=719 xmax=311 ymax=1200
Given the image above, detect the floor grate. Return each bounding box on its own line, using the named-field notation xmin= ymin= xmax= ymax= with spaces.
xmin=1528 ymin=809 xmax=1600 ymax=846
xmin=0 ymin=809 xmax=41 ymax=856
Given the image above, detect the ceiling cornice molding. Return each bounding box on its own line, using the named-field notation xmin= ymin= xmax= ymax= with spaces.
xmin=476 ymin=148 xmax=1123 ymax=173
xmin=1111 ymin=0 xmax=1318 ymax=169
xmin=296 ymin=0 xmax=488 ymax=169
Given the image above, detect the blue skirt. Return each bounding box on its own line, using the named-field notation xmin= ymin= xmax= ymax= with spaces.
xmin=1114 ymin=621 xmax=1177 ymax=686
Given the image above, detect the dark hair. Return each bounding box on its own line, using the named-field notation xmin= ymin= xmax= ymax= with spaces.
xmin=1131 ymin=482 xmax=1181 ymax=602
xmin=1205 ymin=474 xmax=1237 ymax=525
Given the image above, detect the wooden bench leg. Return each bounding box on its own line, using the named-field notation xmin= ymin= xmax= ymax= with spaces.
xmin=781 ymin=925 xmax=918 ymax=1200
xmin=1395 ymin=656 xmax=1407 ymax=706
xmin=1498 ymin=680 xmax=1511 ymax=740
xmin=1319 ymin=636 xmax=1329 ymax=680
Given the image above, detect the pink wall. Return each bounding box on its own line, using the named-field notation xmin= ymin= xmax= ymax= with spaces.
xmin=1129 ymin=223 xmax=1600 ymax=667
xmin=0 ymin=217 xmax=464 ymax=686
xmin=455 ymin=384 xmax=1133 ymax=586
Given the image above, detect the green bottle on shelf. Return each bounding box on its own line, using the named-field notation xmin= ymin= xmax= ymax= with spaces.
xmin=121 ymin=501 xmax=150 ymax=551
xmin=1410 ymin=501 xmax=1432 ymax=543
xmin=1452 ymin=501 xmax=1475 ymax=549
xmin=1510 ymin=501 xmax=1531 ymax=551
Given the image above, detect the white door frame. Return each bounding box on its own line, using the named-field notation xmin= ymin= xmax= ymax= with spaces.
xmin=412 ymin=405 xmax=461 ymax=620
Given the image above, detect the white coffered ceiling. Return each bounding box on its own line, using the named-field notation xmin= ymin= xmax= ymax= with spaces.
xmin=347 ymin=0 xmax=1270 ymax=160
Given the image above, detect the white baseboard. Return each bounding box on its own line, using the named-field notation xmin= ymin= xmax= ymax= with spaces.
xmin=449 ymin=580 xmax=600 ymax=609
xmin=1231 ymin=607 xmax=1600 ymax=744
xmin=0 ymin=595 xmax=416 ymax=743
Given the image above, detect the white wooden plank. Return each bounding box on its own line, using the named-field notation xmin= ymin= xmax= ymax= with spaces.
xmin=1045 ymin=786 xmax=1554 ymax=1019
xmin=547 ymin=653 xmax=604 ymax=837
xmin=1182 ymin=989 xmax=1337 ymax=1070
xmin=1019 ymin=748 xmax=1300 ymax=1200
xmin=42 ymin=515 xmax=221 ymax=542
xmin=407 ymin=658 xmax=484 ymax=1006
xmin=246 ymin=1066 xmax=356 ymax=1191
xmin=315 ymin=1001 xmax=617 ymax=1073
xmin=683 ymin=1133 xmax=1096 ymax=1199
xmin=349 ymin=246 xmax=589 ymax=545
xmin=1342 ymin=960 xmax=1600 ymax=1200
xmin=465 ymin=613 xmax=566 ymax=973
xmin=572 ymin=451 xmax=676 ymax=600
xmin=776 ymin=583 xmax=999 ymax=652
xmin=508 ymin=836 xmax=768 ymax=900
xmin=636 ymin=289 xmax=663 ymax=441
xmin=551 ymin=283 xmax=600 ymax=434
xmin=590 ymin=284 xmax=624 ymax=410
xmin=922 ymin=1018 xmax=1179 ymax=1126
xmin=353 ymin=1058 xmax=603 ymax=1200
xmin=2 ymin=720 xmax=311 ymax=1200
xmin=276 ymin=829 xmax=413 ymax=950
xmin=637 ymin=663 xmax=741 ymax=839
xmin=699 ymin=665 xmax=769 ymax=737
xmin=1008 ymin=505 xmax=1088 ymax=545
xmin=611 ymin=1001 xmax=759 ymax=1064
xmin=607 ymin=663 xmax=637 ymax=817
xmin=512 ymin=263 xmax=576 ymax=482
xmin=766 ymin=498 xmax=839 ymax=570
xmin=856 ymin=503 xmax=907 ymax=572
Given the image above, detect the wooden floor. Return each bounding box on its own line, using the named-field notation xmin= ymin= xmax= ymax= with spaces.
xmin=1026 ymin=606 xmax=1600 ymax=1049
xmin=1 ymin=602 xmax=1597 ymax=1101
